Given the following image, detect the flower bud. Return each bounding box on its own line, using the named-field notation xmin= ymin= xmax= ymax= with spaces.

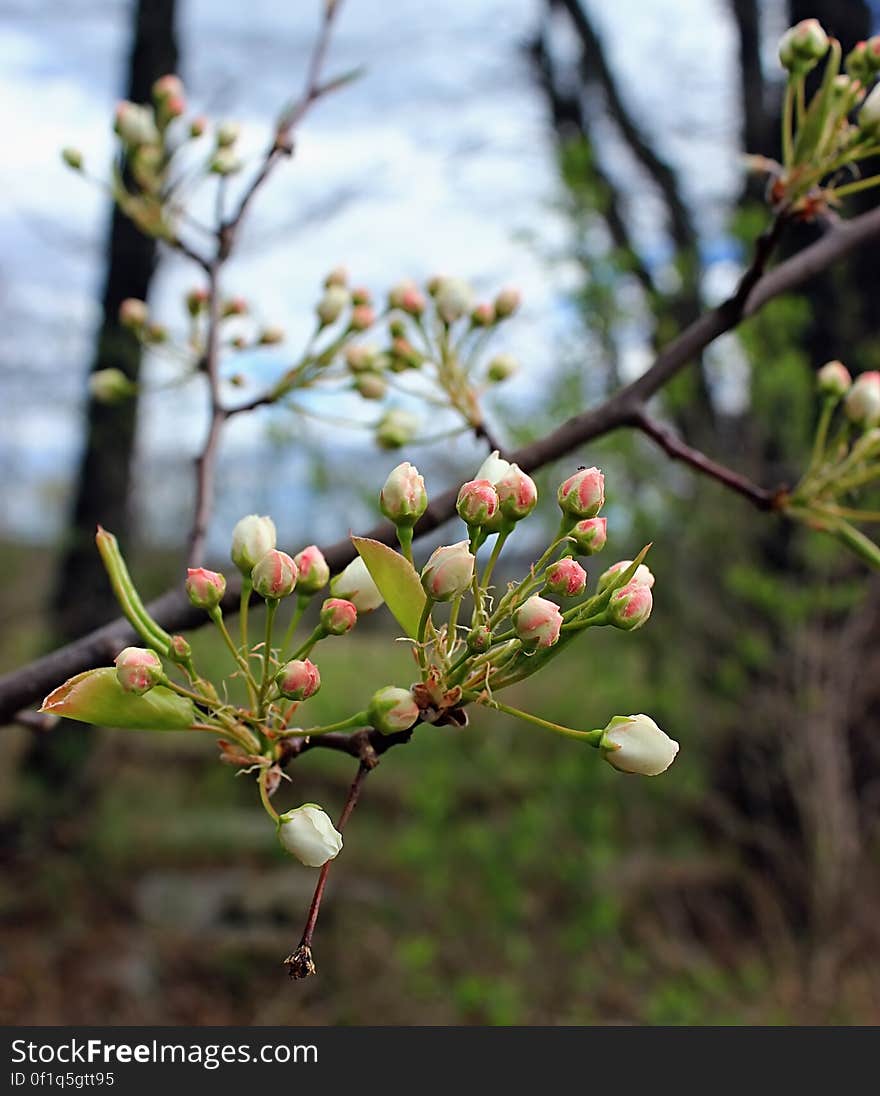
xmin=210 ymin=148 xmax=241 ymax=175
xmin=293 ymin=545 xmax=330 ymax=595
xmin=324 ymin=266 xmax=348 ymax=289
xmin=355 ymin=373 xmax=387 ymax=400
xmin=223 ymin=296 xmax=248 ymax=317
xmin=470 ymin=302 xmax=496 ymax=327
xmin=844 ymin=370 xmax=880 ymax=427
xmin=494 ymin=287 xmax=521 ymax=318
xmin=568 ymin=517 xmax=607 ymax=556
xmin=216 ymin=121 xmax=240 ymax=147
xmin=61 ymin=147 xmax=83 ymax=171
xmin=316 ymin=285 xmax=350 ymax=326
xmin=514 ymin=595 xmax=562 ymax=649
xmin=351 ymin=286 xmax=372 ymax=306
xmin=388 ymin=318 xmax=407 ymax=339
xmin=389 ymin=280 xmax=426 ymax=315
xmin=119 ymin=298 xmax=148 ymax=330
xmin=251 ymin=549 xmax=298 ymax=601
xmin=487 ymin=353 xmax=518 ymax=383
xmin=558 ymin=467 xmax=605 ymax=519
xmin=545 ymin=559 xmax=587 ymax=597
xmin=231 ymin=514 xmax=277 ymax=575
xmin=389 ymin=337 xmax=422 ymax=371
xmin=495 ymin=464 xmax=538 ymax=522
xmin=185 ymin=567 xmax=227 ymax=610
xmin=420 ymin=542 xmax=475 ymax=601
xmin=278 ymin=804 xmax=342 ymax=867
xmin=601 ymin=714 xmax=679 ymax=776
xmin=319 ymin=597 xmax=358 ymax=634
xmin=367 ymin=686 xmax=420 ymax=735
xmin=607 ymin=581 xmax=653 ymax=631
xmin=258 ymin=326 xmax=285 ymax=345
xmin=275 ymin=658 xmax=321 ymax=701
xmin=330 ymin=556 xmax=384 ymax=612
xmin=114 ymin=101 xmax=159 ymax=146
xmin=817 ymin=360 xmax=852 ymax=397
xmin=186 ymin=287 xmax=209 ymax=316
xmin=380 ymin=462 xmax=428 ymax=526
xmin=435 ymin=278 xmax=475 ymax=324
xmin=456 ymin=478 xmax=499 ymax=527
xmin=476 ymin=449 xmax=512 ymax=485
xmin=467 ymin=624 xmax=492 ymax=652
xmin=345 ymin=344 xmax=379 ymax=373
xmin=350 ymin=304 xmax=375 ymax=331
xmin=376 ymin=409 xmax=419 ymax=449
xmin=778 ymin=19 xmax=829 ymax=73
xmin=114 ymin=646 xmax=164 ymax=695
xmin=861 ymin=82 xmax=880 ymax=134
xmin=89 ymin=368 xmax=135 ymax=404
xmin=169 ymin=635 xmax=192 ymax=663
xmin=152 ymin=74 xmax=185 ymax=118
xmin=598 ymin=559 xmax=655 ymax=593
xmin=189 ymin=115 xmax=207 ymax=138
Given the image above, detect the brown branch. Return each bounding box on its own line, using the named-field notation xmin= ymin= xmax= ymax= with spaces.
xmin=6 ymin=204 xmax=880 ymax=723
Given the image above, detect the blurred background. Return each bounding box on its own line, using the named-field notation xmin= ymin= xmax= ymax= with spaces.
xmin=2 ymin=0 xmax=880 ymax=1025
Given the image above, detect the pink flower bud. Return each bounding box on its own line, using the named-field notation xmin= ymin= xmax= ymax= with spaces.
xmin=185 ymin=567 xmax=227 ymax=610
xmin=844 ymin=370 xmax=880 ymax=426
xmin=251 ymin=549 xmax=298 ymax=601
xmin=367 ymin=686 xmax=420 ymax=735
xmin=389 ymin=280 xmax=426 ymax=315
xmin=421 ymin=542 xmax=475 ymax=601
xmin=456 ymin=478 xmax=499 ymax=527
xmin=470 ymin=302 xmax=496 ymax=327
xmin=316 ymin=286 xmax=350 ymax=326
xmin=607 ymin=581 xmax=653 ymax=631
xmin=558 ymin=467 xmax=605 ymax=518
xmin=351 ymin=286 xmax=373 ymax=306
xmin=189 ymin=116 xmax=208 ymax=138
xmin=487 ymin=354 xmax=518 ymax=383
xmin=495 ymin=464 xmax=538 ymax=522
xmin=293 ymin=545 xmax=330 ymax=595
xmin=568 ymin=517 xmax=607 ymax=556
xmin=275 ymin=658 xmax=321 ymax=701
xmin=186 ymin=287 xmax=209 ymax=316
xmin=514 ymin=595 xmax=562 ymax=648
xmin=153 ymin=74 xmax=184 ymax=103
xmin=494 ymin=287 xmax=521 ymax=318
xmin=779 ymin=19 xmax=829 ymax=72
xmin=223 ymin=296 xmax=248 ymax=317
xmin=545 ymin=559 xmax=587 ymax=597
xmin=380 ymin=462 xmax=428 ymax=526
xmin=231 ymin=514 xmax=277 ymax=574
xmin=324 ymin=266 xmax=348 ymax=289
xmin=390 ymin=337 xmax=422 ymax=370
xmin=467 ymin=624 xmax=492 ymax=652
xmin=114 ymin=647 xmax=164 ymax=695
xmin=598 ymin=559 xmax=654 ymax=592
xmin=169 ymin=635 xmax=192 ymax=663
xmin=319 ymin=597 xmax=358 ymax=635
xmin=350 ymin=304 xmax=375 ymax=331
xmin=119 ymin=298 xmax=147 ymax=330
xmin=817 ymin=360 xmax=852 ymax=397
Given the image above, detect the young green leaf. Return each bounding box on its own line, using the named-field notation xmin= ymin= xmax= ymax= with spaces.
xmin=40 ymin=667 xmax=197 ymax=730
xmin=351 ymin=535 xmax=427 ymax=639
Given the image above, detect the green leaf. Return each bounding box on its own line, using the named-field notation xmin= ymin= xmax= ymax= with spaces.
xmin=40 ymin=667 xmax=197 ymax=730
xmin=352 ymin=536 xmax=427 ymax=639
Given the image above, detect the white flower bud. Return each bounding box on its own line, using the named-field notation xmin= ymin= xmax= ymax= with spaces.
xmin=475 ymin=449 xmax=512 ymax=485
xmin=600 ymin=714 xmax=679 ymax=776
xmin=844 ymin=371 xmax=880 ymax=426
xmin=316 ymin=285 xmax=350 ymax=326
xmin=278 ymin=804 xmax=343 ymax=867
xmin=435 ymin=278 xmax=475 ymax=323
xmin=367 ymin=686 xmax=420 ymax=735
xmin=231 ymin=514 xmax=277 ymax=575
xmin=330 ymin=556 xmax=384 ymax=612
xmin=420 ymin=542 xmax=475 ymax=601
xmin=380 ymin=462 xmax=428 ymax=527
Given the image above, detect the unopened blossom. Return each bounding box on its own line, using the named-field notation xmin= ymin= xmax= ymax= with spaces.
xmin=457 ymin=478 xmax=499 ymax=527
xmin=319 ymin=598 xmax=358 ymax=635
xmin=598 ymin=559 xmax=655 ymax=592
xmin=275 ymin=659 xmax=321 ymax=701
xmin=185 ymin=567 xmax=226 ymax=611
xmin=278 ymin=804 xmax=342 ymax=867
xmin=558 ymin=467 xmax=605 ymax=519
xmin=231 ymin=514 xmax=277 ymax=575
xmin=844 ymin=371 xmax=880 ymax=426
xmin=817 ymin=360 xmax=852 ymax=398
xmin=331 ymin=556 xmax=384 ymax=612
xmin=545 ymin=559 xmax=587 ymax=597
xmin=569 ymin=517 xmax=608 ymax=556
xmin=380 ymin=462 xmax=428 ymax=527
xmin=601 ymin=714 xmax=679 ymax=776
xmin=495 ymin=464 xmax=538 ymax=522
xmin=316 ymin=285 xmax=350 ymax=326
xmin=115 ymin=647 xmax=164 ymax=696
xmin=514 ymin=595 xmax=563 ymax=649
xmin=376 ymin=409 xmax=419 ymax=449
xmin=293 ymin=545 xmax=330 ymax=595
xmin=367 ymin=686 xmax=420 ymax=735
xmin=494 ymin=287 xmax=521 ymax=318
xmin=607 ymin=581 xmax=653 ymax=631
xmin=251 ymin=549 xmax=298 ymax=601
xmin=421 ymin=542 xmax=475 ymax=601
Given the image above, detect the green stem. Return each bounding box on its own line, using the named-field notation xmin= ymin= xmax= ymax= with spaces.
xmin=447 ymin=595 xmax=462 ymax=654
xmin=258 ymin=767 xmax=279 ymax=823
xmin=807 ymin=395 xmax=837 ymax=477
xmin=240 ymin=577 xmax=252 ymax=653
xmin=831 ymin=173 xmax=880 ymax=199
xmin=290 ymin=624 xmax=325 ymax=662
xmin=290 ymin=710 xmax=369 ymax=737
xmin=257 ymin=600 xmax=279 ymax=716
xmin=485 ymin=699 xmax=603 ymax=744
xmin=480 ymin=528 xmax=510 ymax=589
xmin=397 ymin=525 xmax=414 ymax=565
xmin=281 ymin=593 xmax=310 ymax=658
xmin=209 ymin=607 xmax=258 ymax=694
xmin=417 ymin=599 xmax=433 ymax=670
xmin=782 ymin=80 xmax=795 ymax=168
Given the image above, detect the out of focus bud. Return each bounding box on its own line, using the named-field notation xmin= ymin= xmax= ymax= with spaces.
xmin=389 ymin=280 xmax=426 ymax=315
xmin=316 ymin=285 xmax=350 ymax=326
xmin=275 ymin=658 xmax=321 ymax=701
xmin=350 ymin=304 xmax=375 ymax=331
xmin=210 ymin=148 xmax=242 ymax=175
xmin=185 ymin=567 xmax=227 ymax=610
xmin=467 ymin=624 xmax=492 ymax=653
xmin=600 ymin=714 xmax=679 ymax=776
xmin=330 ymin=556 xmax=384 ymax=612
xmin=390 ymin=337 xmax=422 ymax=371
xmin=114 ymin=646 xmax=164 ymax=695
xmin=388 ymin=318 xmax=407 ymax=339
xmin=119 ymin=298 xmax=148 ymax=331
xmin=189 ymin=115 xmax=208 ymax=138
xmin=169 ymin=635 xmax=192 ymax=663
xmin=230 ymin=514 xmax=277 ymax=575
xmin=61 ymin=147 xmax=83 ymax=171
xmin=251 ymin=549 xmax=298 ymax=601
xmin=545 ymin=559 xmax=587 ymax=597
xmin=376 ymin=409 xmax=419 ymax=449
xmin=146 ymin=322 xmax=168 ymax=344
xmin=487 ymin=354 xmax=518 ymax=383
xmin=817 ymin=359 xmax=852 ymax=397
xmin=324 ymin=266 xmax=348 ymax=289
xmin=278 ymin=804 xmax=342 ymax=867
xmin=152 ymin=74 xmax=185 ymax=118
xmin=778 ymin=19 xmax=829 ymax=73
xmin=598 ymin=559 xmax=654 ymax=593
xmin=495 ymin=464 xmax=538 ymax=522
xmin=90 ymin=368 xmax=135 ymax=404
xmin=319 ymin=597 xmax=358 ymax=634
xmin=380 ymin=462 xmax=428 ymax=527
xmin=114 ymin=101 xmax=159 ymax=146
xmin=568 ymin=517 xmax=608 ymax=556
xmin=186 ymin=287 xmax=208 ymax=316
xmin=514 ymin=595 xmax=562 ymax=649
xmin=351 ymin=286 xmax=372 ymax=306
xmin=558 ymin=467 xmax=605 ymax=519
xmin=355 ymin=372 xmax=387 ymax=400
xmin=860 ymin=82 xmax=880 ymax=133
xmin=457 ymin=478 xmax=499 ymax=527
xmin=216 ymin=121 xmax=240 ymax=147
xmin=844 ymin=370 xmax=880 ymax=426
xmin=258 ymin=326 xmax=285 ymax=346
xmin=607 ymin=581 xmax=653 ymax=631
xmin=420 ymin=542 xmax=475 ymax=601
xmin=345 ymin=344 xmax=378 ymax=373
xmin=293 ymin=545 xmax=330 ymax=595
xmin=222 ymin=296 xmax=247 ymax=318
xmin=435 ymin=278 xmax=475 ymax=324
xmin=470 ymin=302 xmax=496 ymax=327
xmin=493 ymin=287 xmax=521 ymax=318
xmin=367 ymin=686 xmax=420 ymax=735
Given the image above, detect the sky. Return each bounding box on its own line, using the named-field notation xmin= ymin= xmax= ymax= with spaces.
xmin=0 ymin=0 xmax=750 ymax=549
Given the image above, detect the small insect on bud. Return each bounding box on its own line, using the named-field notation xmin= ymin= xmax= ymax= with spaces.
xmin=355 ymin=372 xmax=387 ymax=400
xmin=350 ymin=305 xmax=375 ymax=331
xmin=435 ymin=278 xmax=475 ymax=324
xmin=860 ymin=82 xmax=880 ymax=134
xmin=278 ymin=804 xmax=343 ymax=867
xmin=114 ymin=646 xmax=164 ymax=695
xmin=421 ymin=542 xmax=475 ymax=601
xmin=275 ymin=658 xmax=321 ymax=701
xmin=493 ymin=287 xmax=521 ymax=318
xmin=210 ymin=148 xmax=242 ymax=175
xmin=389 ymin=280 xmax=426 ymax=316
xmin=487 ymin=354 xmax=519 ymax=383
xmin=844 ymin=370 xmax=880 ymax=427
xmin=598 ymin=559 xmax=655 ymax=593
xmin=61 ymin=147 xmax=84 ymax=171
xmin=345 ymin=344 xmax=379 ymax=373
xmin=216 ymin=121 xmax=240 ymax=147
xmin=600 ymin=714 xmax=679 ymax=776
xmin=816 ymin=360 xmax=852 ymax=398
xmin=89 ymin=368 xmax=135 ymax=404
xmin=545 ymin=558 xmax=587 ymax=597
xmin=380 ymin=462 xmax=428 ymax=527
xmin=376 ymin=409 xmax=419 ymax=449
xmin=316 ymin=285 xmax=350 ymax=327
xmin=319 ymin=597 xmax=358 ymax=635
xmin=558 ymin=467 xmax=605 ymax=519
xmin=778 ymin=19 xmax=829 ymax=73
xmin=231 ymin=514 xmax=277 ymax=575
xmin=367 ymin=686 xmax=420 ymax=735
xmin=293 ymin=545 xmax=330 ymax=595
xmin=330 ymin=556 xmax=384 ymax=612
xmin=119 ymin=298 xmax=148 ymax=331
xmin=470 ymin=302 xmax=496 ymax=327
xmin=185 ymin=567 xmax=227 ymax=611
xmin=514 ymin=595 xmax=563 ymax=649
xmin=495 ymin=464 xmax=538 ymax=522
xmin=251 ymin=549 xmax=298 ymax=601
xmin=467 ymin=624 xmax=492 ymax=653
xmin=568 ymin=517 xmax=608 ymax=556
xmin=457 ymin=478 xmax=499 ymax=527
xmin=607 ymin=581 xmax=653 ymax=631
xmin=324 ymin=266 xmax=348 ymax=289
